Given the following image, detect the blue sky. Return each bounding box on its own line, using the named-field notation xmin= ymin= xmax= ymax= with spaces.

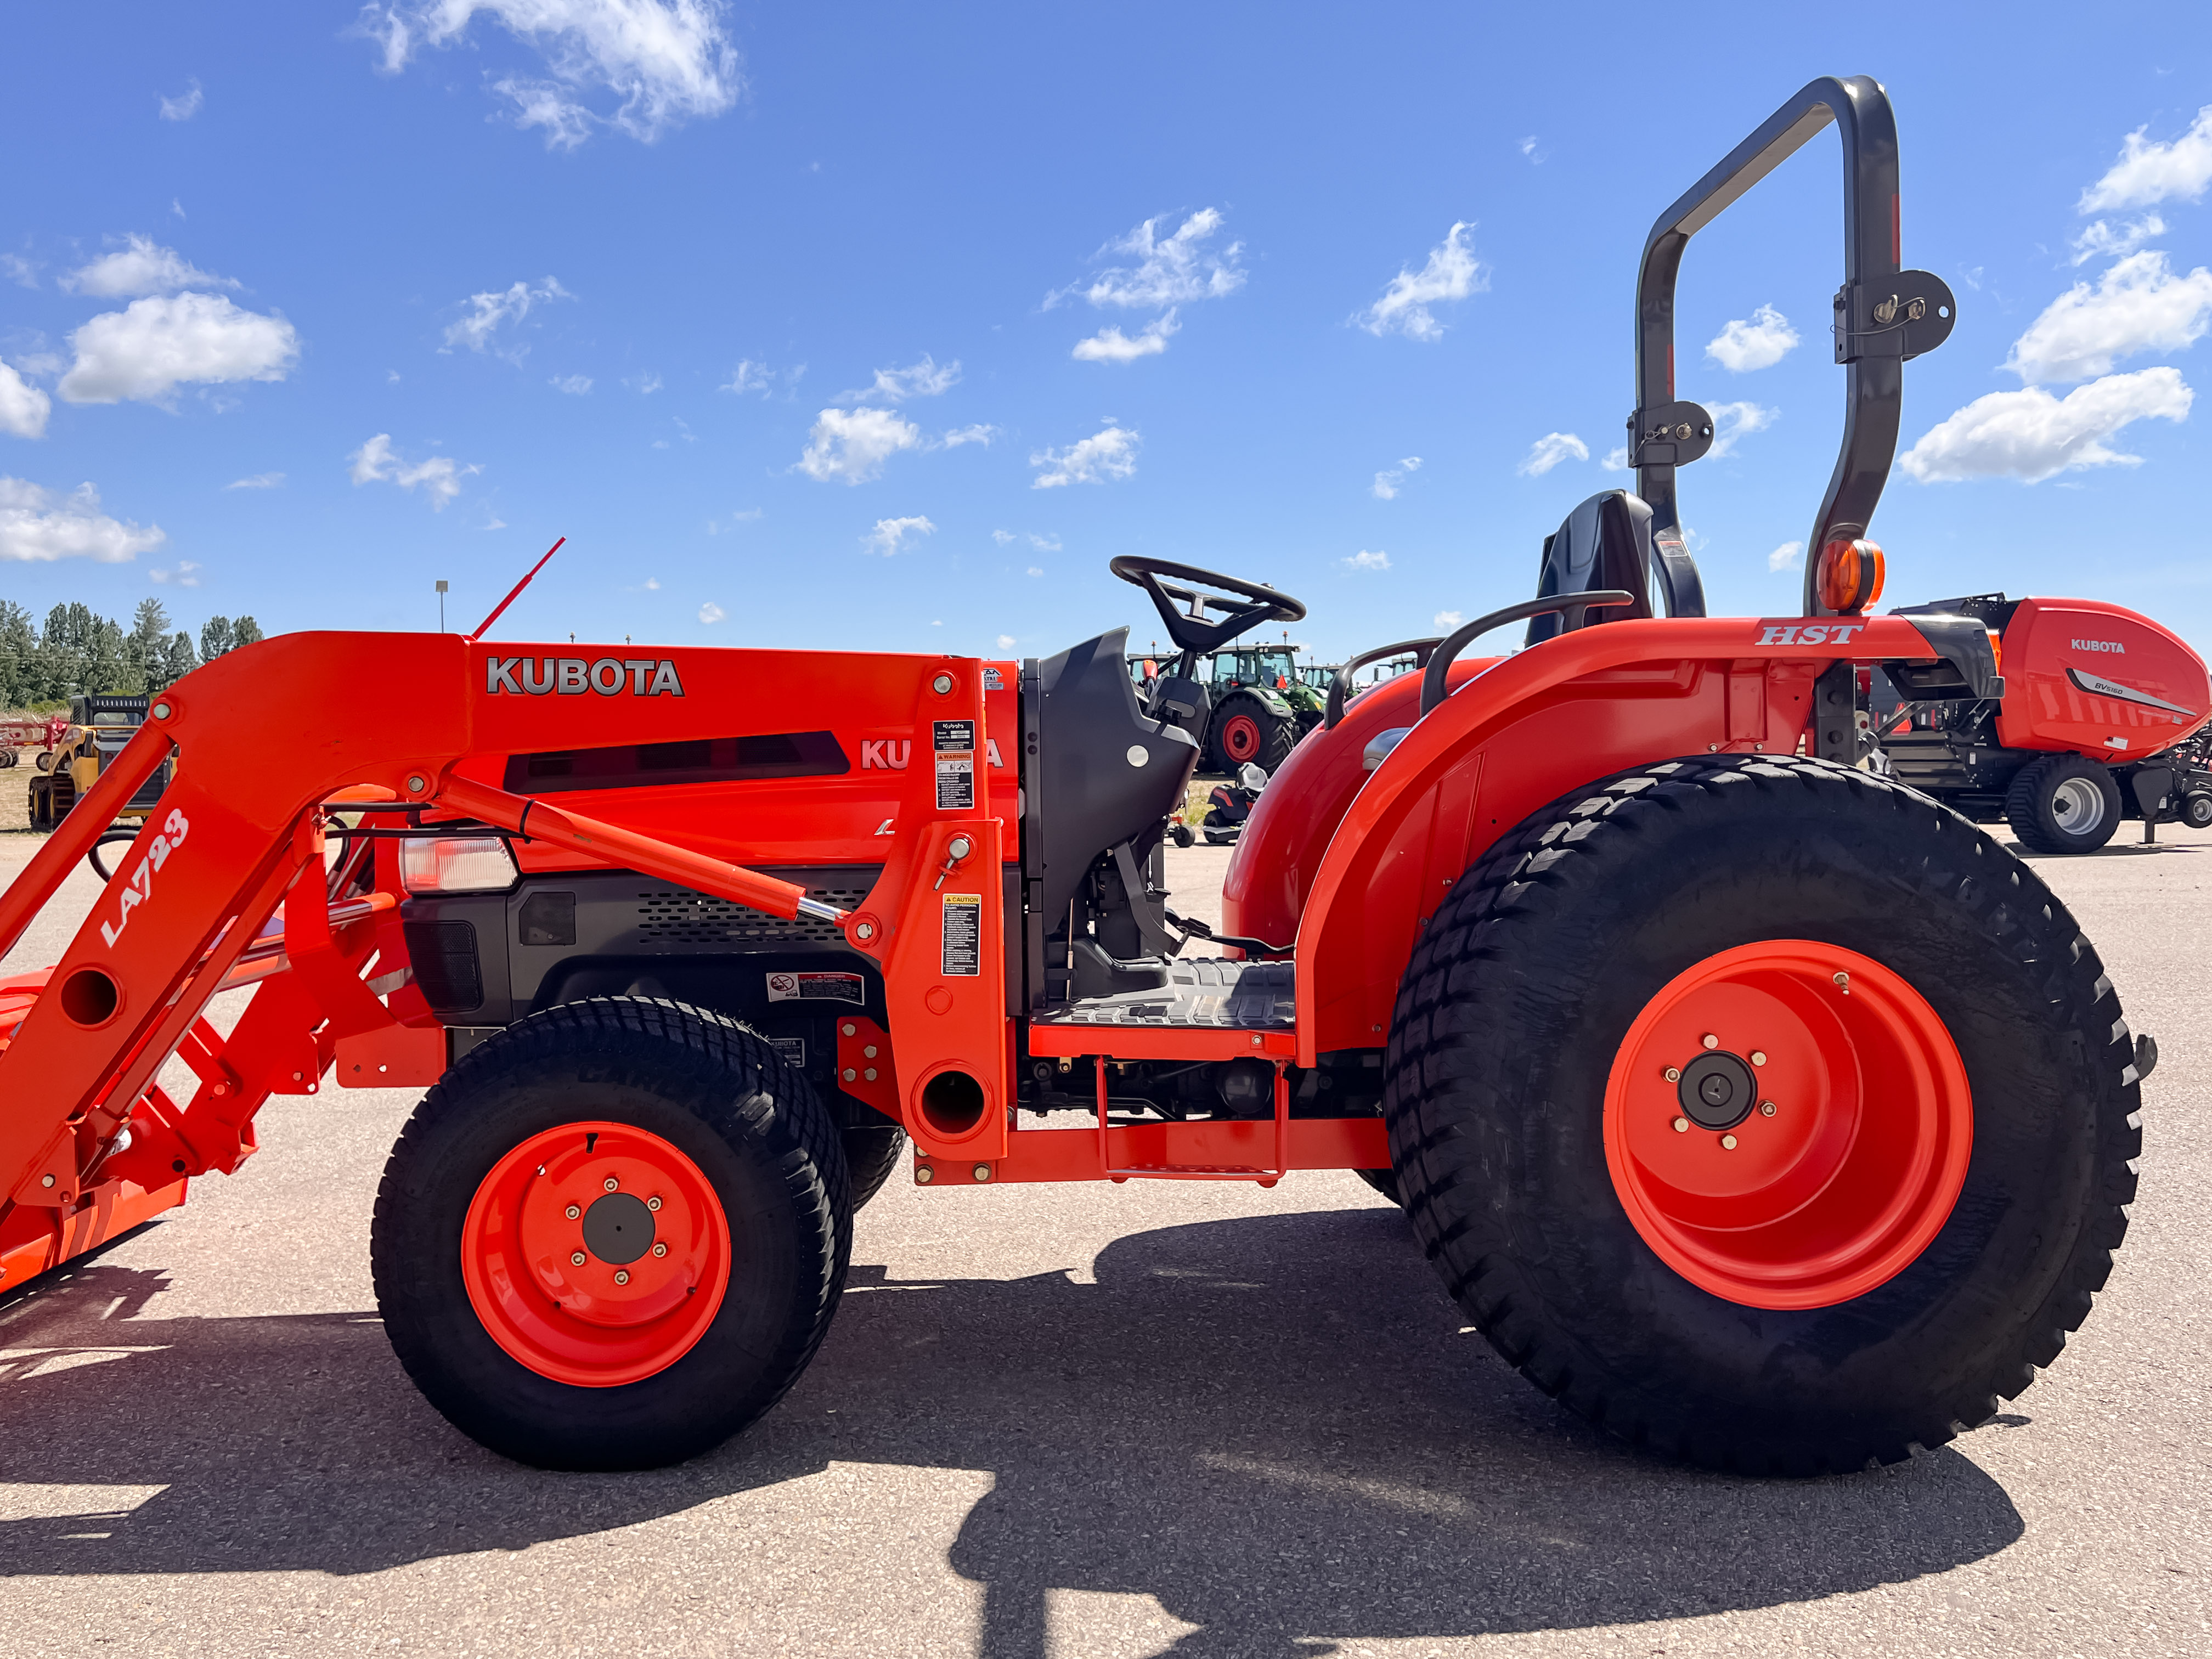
xmin=4 ymin=3 xmax=2212 ymax=666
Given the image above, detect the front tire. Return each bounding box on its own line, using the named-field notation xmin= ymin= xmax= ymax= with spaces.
xmin=372 ymin=997 xmax=850 ymax=1470
xmin=1385 ymin=756 xmax=2140 ymax=1474
xmin=2006 ymin=753 xmax=2122 ymax=853
xmin=2183 ymin=791 xmax=2212 ymax=830
xmin=1207 ymin=693 xmax=1295 ymax=775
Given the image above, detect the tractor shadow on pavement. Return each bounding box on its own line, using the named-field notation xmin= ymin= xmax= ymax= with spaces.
xmin=0 ymin=1208 xmax=2024 ymax=1653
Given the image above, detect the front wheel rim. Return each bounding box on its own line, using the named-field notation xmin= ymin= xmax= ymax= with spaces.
xmin=461 ymin=1121 xmax=732 ymax=1387
xmin=1602 ymin=941 xmax=1973 ymax=1311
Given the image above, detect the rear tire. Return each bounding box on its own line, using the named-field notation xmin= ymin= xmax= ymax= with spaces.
xmin=2005 ymin=753 xmax=2122 ymax=853
xmin=1385 ymin=755 xmax=2140 ymax=1474
xmin=2184 ymin=792 xmax=2212 ymax=830
xmin=1207 ymin=693 xmax=1295 ymax=775
xmin=372 ymin=997 xmax=849 ymax=1470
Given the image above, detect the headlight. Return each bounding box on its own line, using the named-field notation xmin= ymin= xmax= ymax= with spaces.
xmin=399 ymin=836 xmax=518 ymax=894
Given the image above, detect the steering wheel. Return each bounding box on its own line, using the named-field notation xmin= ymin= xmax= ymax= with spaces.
xmin=1109 ymin=557 xmax=1306 ymax=657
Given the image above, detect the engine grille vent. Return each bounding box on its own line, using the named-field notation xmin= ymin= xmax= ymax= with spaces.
xmin=634 ymin=888 xmax=870 ymax=945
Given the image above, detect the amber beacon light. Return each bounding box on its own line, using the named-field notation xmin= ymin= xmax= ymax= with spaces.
xmin=1817 ymin=538 xmax=1886 ymax=614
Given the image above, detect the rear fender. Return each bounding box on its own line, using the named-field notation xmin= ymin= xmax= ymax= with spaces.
xmin=1289 ymin=614 xmax=1942 ymax=1063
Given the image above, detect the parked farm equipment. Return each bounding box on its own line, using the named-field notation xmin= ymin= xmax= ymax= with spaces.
xmin=0 ymin=76 xmax=2145 ymax=1479
xmin=0 ymin=713 xmax=70 ymax=770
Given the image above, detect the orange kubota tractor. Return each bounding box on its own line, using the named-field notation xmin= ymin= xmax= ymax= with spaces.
xmin=0 ymin=77 xmax=2148 ymax=1477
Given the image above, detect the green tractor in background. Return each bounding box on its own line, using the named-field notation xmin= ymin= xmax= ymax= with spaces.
xmin=1133 ymin=637 xmax=1340 ymax=775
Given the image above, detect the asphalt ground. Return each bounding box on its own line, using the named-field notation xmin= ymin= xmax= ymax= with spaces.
xmin=2 ymin=812 xmax=2209 ymax=1658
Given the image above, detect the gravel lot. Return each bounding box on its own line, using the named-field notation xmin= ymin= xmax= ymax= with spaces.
xmin=2 ymin=807 xmax=2208 ymax=1658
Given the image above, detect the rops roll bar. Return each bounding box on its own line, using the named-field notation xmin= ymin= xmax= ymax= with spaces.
xmin=1630 ymin=75 xmax=1955 ymax=616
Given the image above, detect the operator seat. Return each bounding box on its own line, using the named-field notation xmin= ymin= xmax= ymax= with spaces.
xmin=1525 ymin=489 xmax=1706 ymax=644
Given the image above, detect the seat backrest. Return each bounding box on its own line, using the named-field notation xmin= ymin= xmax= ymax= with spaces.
xmin=1525 ymin=489 xmax=1705 ymax=644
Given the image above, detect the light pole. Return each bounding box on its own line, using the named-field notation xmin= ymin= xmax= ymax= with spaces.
xmin=436 ymin=579 xmax=449 ymax=632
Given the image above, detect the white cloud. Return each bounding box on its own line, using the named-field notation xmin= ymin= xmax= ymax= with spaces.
xmin=225 ymin=472 xmax=284 ymax=490
xmin=795 ymin=406 xmax=923 ymax=484
xmin=721 ymin=358 xmax=777 ymax=394
xmin=62 ymin=235 xmax=235 ymax=298
xmin=1026 ymin=566 xmax=1043 ymax=577
xmin=991 ymin=528 xmax=1014 ymax=545
xmin=150 ymin=560 xmax=204 ymax=586
xmin=0 ymin=478 xmax=166 ymax=563
xmin=843 ymin=354 xmax=959 ymax=403
xmin=347 ymin=433 xmax=477 ymax=509
xmin=2004 ymin=251 xmax=2212 ymax=385
xmin=159 ymin=80 xmax=203 ymax=121
xmin=0 ymin=362 xmax=50 ymax=438
xmin=1357 ymin=222 xmax=1487 ymax=341
xmin=1518 ymin=136 xmax=1543 ymax=163
xmin=1433 ymin=610 xmax=1463 ymax=630
xmin=443 ymin=276 xmax=572 ymax=356
xmin=2079 ymin=106 xmax=2212 ymax=212
xmin=1370 ymin=455 xmax=1421 ymax=499
xmin=1898 ymin=368 xmax=2192 ymax=483
xmin=2070 ymin=215 xmax=2165 ymax=266
xmin=359 ymin=0 xmax=743 ymax=149
xmin=1706 ymin=400 xmax=1776 ymax=460
xmin=628 ymin=371 xmax=662 ymax=393
xmin=943 ymin=424 xmax=997 ymax=448
xmin=550 ymin=374 xmax=593 ymax=394
xmin=2 ymin=254 xmax=36 ymax=289
xmin=1768 ymin=541 xmax=1804 ymax=573
xmin=1028 ymin=533 xmax=1060 ymax=551
xmin=59 ymin=293 xmax=299 ymax=405
xmin=1705 ymin=304 xmax=1800 ymax=372
xmin=1517 ymin=432 xmax=1588 ymax=477
xmin=1342 ymin=549 xmax=1391 ymax=572
xmin=1052 ymin=209 xmax=1244 ymax=311
xmin=1073 ymin=310 xmax=1180 ymax=363
xmin=864 ymin=515 xmax=936 ymax=556
xmin=1031 ymin=422 xmax=1139 ymax=489
xmin=171 ymin=198 xmax=186 ymax=220
xmin=996 ymin=634 xmax=1017 ymax=650
xmin=1600 ymin=445 xmax=1630 ymax=472
xmin=642 ymin=577 xmax=660 ymax=589
xmin=698 ymin=600 xmax=725 ymax=623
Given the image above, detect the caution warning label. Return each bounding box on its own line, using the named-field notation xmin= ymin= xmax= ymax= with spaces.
xmin=941 ymin=893 xmax=981 ymax=977
xmin=765 ymin=970 xmax=865 ymax=1006
xmin=935 ymin=754 xmax=974 ymax=810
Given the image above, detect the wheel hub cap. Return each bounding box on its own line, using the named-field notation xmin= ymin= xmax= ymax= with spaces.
xmin=582 ymin=1192 xmax=655 ymax=1265
xmin=1678 ymin=1051 xmax=1756 ymax=1130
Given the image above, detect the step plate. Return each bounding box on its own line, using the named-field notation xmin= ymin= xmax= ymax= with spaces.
xmin=1035 ymin=957 xmax=1295 ymax=1030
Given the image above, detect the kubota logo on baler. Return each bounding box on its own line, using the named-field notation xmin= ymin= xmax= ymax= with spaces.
xmin=486 ymin=657 xmax=685 ymax=696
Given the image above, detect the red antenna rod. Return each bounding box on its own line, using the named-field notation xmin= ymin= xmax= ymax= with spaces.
xmin=466 ymin=537 xmax=565 ymax=641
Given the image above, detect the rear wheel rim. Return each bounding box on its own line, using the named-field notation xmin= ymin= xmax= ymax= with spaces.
xmin=461 ymin=1121 xmax=732 ymax=1387
xmin=1220 ymin=713 xmax=1262 ymax=762
xmin=2050 ymin=775 xmax=2106 ymax=836
xmin=1602 ymin=941 xmax=1973 ymax=1310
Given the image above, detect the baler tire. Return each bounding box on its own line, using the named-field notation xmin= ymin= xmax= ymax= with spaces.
xmin=371 ymin=996 xmax=850 ymax=1471
xmin=2005 ymin=753 xmax=2123 ymax=854
xmin=1384 ymin=753 xmax=2141 ymax=1475
xmin=2183 ymin=792 xmax=2212 ymax=830
xmin=842 ymin=1118 xmax=908 ymax=1211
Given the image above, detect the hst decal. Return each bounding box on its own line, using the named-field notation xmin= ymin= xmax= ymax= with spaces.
xmin=1756 ymin=623 xmax=1868 ymax=645
xmin=486 ymin=658 xmax=685 ymax=697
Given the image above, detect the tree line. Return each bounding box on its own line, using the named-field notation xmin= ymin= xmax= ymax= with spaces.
xmin=0 ymin=598 xmax=263 ymax=709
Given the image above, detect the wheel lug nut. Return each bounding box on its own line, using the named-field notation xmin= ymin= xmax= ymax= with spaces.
xmin=614 ymin=1270 xmax=630 ymax=1285
xmin=1663 ymin=1066 xmax=1681 ymax=1082
xmin=571 ymin=1251 xmax=587 ymax=1266
xmin=1672 ymin=1117 xmax=1690 ymax=1133
xmin=565 ymin=1204 xmax=580 ymax=1220
xmin=1720 ymin=1134 xmax=1738 ymax=1150
xmin=652 ymin=1242 xmax=667 ymax=1257
xmin=647 ymin=1195 xmax=662 ymax=1212
xmin=1760 ymin=1101 xmax=1777 ymax=1116
xmin=604 ymin=1177 xmax=619 ymax=1192
xmin=1701 ymin=1034 xmax=1718 ymax=1049
xmin=1750 ymin=1051 xmax=1767 ymax=1066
